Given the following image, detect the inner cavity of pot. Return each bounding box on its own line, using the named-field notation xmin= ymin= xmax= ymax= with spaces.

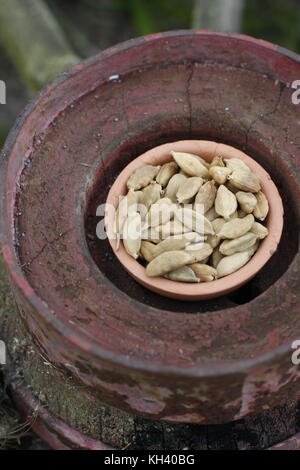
xmin=85 ymin=133 xmax=297 ymax=314
xmin=15 ymin=62 xmax=298 ymax=317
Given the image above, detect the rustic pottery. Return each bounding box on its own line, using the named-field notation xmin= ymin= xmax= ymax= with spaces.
xmin=0 ymin=31 xmax=299 ymax=449
xmin=105 ymin=140 xmax=283 ymax=300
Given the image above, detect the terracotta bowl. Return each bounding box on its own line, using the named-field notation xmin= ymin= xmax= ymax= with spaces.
xmin=105 ymin=140 xmax=284 ymax=300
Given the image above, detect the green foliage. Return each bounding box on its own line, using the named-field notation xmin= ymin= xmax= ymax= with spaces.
xmin=0 ymin=125 xmax=8 ymax=148
xmin=243 ymin=0 xmax=300 ymax=53
xmin=112 ymin=0 xmax=300 ymax=53
xmin=127 ymin=0 xmax=156 ymax=36
xmin=114 ymin=0 xmax=193 ymax=36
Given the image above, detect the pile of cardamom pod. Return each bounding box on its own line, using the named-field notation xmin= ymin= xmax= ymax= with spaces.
xmin=113 ymin=151 xmax=269 ymax=283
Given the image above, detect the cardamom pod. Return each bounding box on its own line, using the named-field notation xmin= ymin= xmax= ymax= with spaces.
xmin=219 ymin=232 xmax=257 ymax=256
xmin=225 ymin=158 xmax=252 ymax=173
xmin=250 ymin=221 xmax=269 ymax=239
xmin=165 ymin=265 xmax=200 ymax=283
xmin=249 ymin=241 xmax=260 ymax=256
xmin=146 ymin=250 xmax=192 ymax=277
xmin=152 ymin=232 xmax=201 ymax=258
xmin=210 ymin=155 xmax=225 ymax=168
xmin=207 ymin=218 xmax=226 ymax=249
xmin=194 ymin=180 xmax=217 ymax=214
xmin=157 ymin=220 xmax=189 ymax=239
xmin=217 ymin=214 xmax=254 ymax=239
xmin=190 ymin=263 xmax=217 ymax=282
xmin=165 ymin=173 xmax=187 ymax=202
xmin=141 ymin=227 xmax=161 ymax=243
xmin=186 ymin=243 xmax=213 ymax=263
xmin=229 ymin=210 xmax=238 ymax=220
xmin=147 ymin=198 xmax=174 ymax=227
xmin=140 ymin=241 xmax=157 ymax=262
xmin=127 ymin=165 xmax=161 ymax=190
xmin=238 ymin=209 xmax=247 ymax=218
xmin=178 ymin=153 xmax=210 ymax=169
xmin=212 ymin=218 xmax=226 ymax=232
xmin=211 ymin=246 xmax=223 ymax=268
xmin=176 ymin=176 xmax=203 ymax=203
xmin=156 ymin=161 xmax=178 ymax=187
xmin=209 ymin=166 xmax=232 ymax=185
xmin=217 ymin=249 xmax=254 ymax=278
xmin=205 ymin=206 xmax=219 ymax=222
xmin=114 ymin=189 xmax=140 ymax=249
xmin=226 ymin=181 xmax=239 ymax=194
xmin=228 ymin=170 xmax=261 ymax=193
xmin=253 ymin=191 xmax=269 ymax=220
xmin=171 ymin=151 xmax=209 ymax=178
xmin=236 ymin=191 xmax=257 ymax=214
xmin=123 ymin=212 xmax=142 ymax=259
xmin=193 ymin=154 xmax=210 ymax=168
xmin=185 ymin=241 xmax=206 ymax=251
xmin=140 ymin=183 xmax=163 ymax=211
xmin=175 ymin=207 xmax=214 ymax=235
xmin=215 ymin=185 xmax=238 ymax=220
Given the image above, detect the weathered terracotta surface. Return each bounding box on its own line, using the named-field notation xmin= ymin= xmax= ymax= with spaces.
xmin=1 ymin=282 xmax=299 ymax=450
xmin=0 ymin=31 xmax=300 ymax=433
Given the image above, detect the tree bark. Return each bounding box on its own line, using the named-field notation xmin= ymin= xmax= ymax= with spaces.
xmin=192 ymin=0 xmax=245 ymax=33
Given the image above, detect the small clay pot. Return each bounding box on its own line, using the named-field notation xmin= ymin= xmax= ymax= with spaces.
xmin=106 ymin=140 xmax=284 ymax=300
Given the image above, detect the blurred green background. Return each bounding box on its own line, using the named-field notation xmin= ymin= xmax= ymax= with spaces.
xmin=0 ymin=0 xmax=300 ymax=148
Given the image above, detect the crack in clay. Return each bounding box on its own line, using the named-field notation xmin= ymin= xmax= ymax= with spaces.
xmin=186 ymin=64 xmax=194 ymax=138
xmin=121 ymin=86 xmax=130 ymax=136
xmin=22 ymin=228 xmax=74 ymax=268
xmin=245 ymin=82 xmax=285 ymax=149
xmin=121 ymin=80 xmax=139 ymax=161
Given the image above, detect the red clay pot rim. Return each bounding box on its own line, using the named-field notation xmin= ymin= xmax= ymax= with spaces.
xmin=0 ymin=31 xmax=297 ymax=377
xmin=105 ymin=140 xmax=284 ymax=300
